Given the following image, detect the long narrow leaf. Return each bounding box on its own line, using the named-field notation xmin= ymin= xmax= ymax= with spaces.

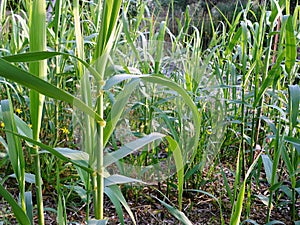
xmin=0 ymin=183 xmax=31 ymax=225
xmin=153 ymin=196 xmax=193 ymax=225
xmin=285 ymin=16 xmax=297 ymax=75
xmin=104 ymin=132 xmax=165 ymax=167
xmin=0 ymin=58 xmax=103 ymax=123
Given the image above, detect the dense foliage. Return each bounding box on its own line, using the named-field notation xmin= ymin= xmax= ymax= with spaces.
xmin=0 ymin=0 xmax=299 ymax=224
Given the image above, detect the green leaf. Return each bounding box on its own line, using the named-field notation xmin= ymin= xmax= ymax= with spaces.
xmin=166 ymin=136 xmax=184 ymax=210
xmin=288 ymin=85 xmax=300 ymax=128
xmin=0 ymin=183 xmax=31 ymax=225
xmin=57 ymin=195 xmax=67 ymax=225
xmin=104 ymin=175 xmax=144 ymax=186
xmin=9 ymin=173 xmax=36 ymax=184
xmin=261 ymin=154 xmax=277 ymax=184
xmin=153 ymin=196 xmax=193 ymax=225
xmin=253 ymin=52 xmax=284 ymax=107
xmin=284 ymin=136 xmax=300 ymax=144
xmin=5 ymin=131 xmax=92 ymax=173
xmin=0 ymin=58 xmax=103 ymax=123
xmin=230 ymin=153 xmax=262 ymax=225
xmin=25 ymin=191 xmax=33 ymax=225
xmin=2 ymin=51 xmax=101 ymax=81
xmin=104 ymin=132 xmax=164 ymax=167
xmin=285 ymin=16 xmax=297 ymax=75
xmin=104 ymin=185 xmax=136 ymax=225
xmin=254 ymin=194 xmax=272 ymax=207
xmin=104 ymin=80 xmax=139 ymax=146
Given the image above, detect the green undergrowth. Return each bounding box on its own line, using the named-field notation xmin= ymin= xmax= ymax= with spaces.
xmin=0 ymin=0 xmax=299 ymax=224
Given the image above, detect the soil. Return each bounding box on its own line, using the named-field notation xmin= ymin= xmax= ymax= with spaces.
xmin=0 ymin=163 xmax=298 ymax=225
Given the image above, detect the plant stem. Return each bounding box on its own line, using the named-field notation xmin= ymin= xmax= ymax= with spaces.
xmin=29 ymin=0 xmax=47 ymax=224
xmin=96 ymin=90 xmax=105 ymax=219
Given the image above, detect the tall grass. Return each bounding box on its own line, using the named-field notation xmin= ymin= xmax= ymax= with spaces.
xmin=0 ymin=0 xmax=299 ymax=224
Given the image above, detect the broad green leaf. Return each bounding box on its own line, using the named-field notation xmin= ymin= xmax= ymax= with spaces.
xmin=104 ymin=185 xmax=136 ymax=225
xmin=0 ymin=183 xmax=31 ymax=225
xmin=285 ymin=16 xmax=297 ymax=75
xmin=254 ymin=194 xmax=272 ymax=207
xmin=104 ymin=186 xmax=125 ymax=225
xmin=104 ymin=132 xmax=165 ymax=167
xmin=284 ymin=136 xmax=300 ymax=145
xmin=230 ymin=153 xmax=262 ymax=225
xmin=2 ymin=51 xmax=101 ymax=81
xmin=54 ymin=148 xmax=89 ymax=162
xmin=0 ymin=58 xmax=103 ymax=123
xmin=104 ymin=175 xmax=144 ymax=187
xmin=25 ymin=191 xmax=33 ymax=225
xmin=103 ymin=74 xmax=147 ymax=90
xmin=261 ymin=154 xmax=277 ymax=184
xmin=166 ymin=136 xmax=184 ymax=210
xmin=288 ymin=85 xmax=300 ymax=128
xmin=280 ymin=185 xmax=293 ymax=199
xmin=253 ymin=52 xmax=284 ymax=107
xmin=104 ymin=80 xmax=139 ymax=146
xmin=9 ymin=173 xmax=36 ymax=184
xmin=1 ymin=98 xmax=26 ymax=210
xmin=5 ymin=131 xmax=93 ymax=173
xmin=153 ymin=196 xmax=193 ymax=225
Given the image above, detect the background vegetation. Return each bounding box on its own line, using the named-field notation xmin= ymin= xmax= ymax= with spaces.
xmin=0 ymin=0 xmax=299 ymax=224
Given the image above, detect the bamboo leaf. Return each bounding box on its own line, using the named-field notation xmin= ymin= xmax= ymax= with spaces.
xmin=104 ymin=132 xmax=165 ymax=167
xmin=285 ymin=16 xmax=297 ymax=75
xmin=0 ymin=183 xmax=31 ymax=225
xmin=253 ymin=52 xmax=284 ymax=107
xmin=4 ymin=131 xmax=92 ymax=173
xmin=104 ymin=175 xmax=144 ymax=187
xmin=153 ymin=196 xmax=193 ymax=225
xmin=261 ymin=154 xmax=277 ymax=184
xmin=104 ymin=80 xmax=139 ymax=146
xmin=104 ymin=185 xmax=136 ymax=225
xmin=288 ymin=85 xmax=300 ymax=128
xmin=0 ymin=58 xmax=103 ymax=123
xmin=25 ymin=191 xmax=33 ymax=225
xmin=230 ymin=153 xmax=262 ymax=225
xmin=166 ymin=136 xmax=184 ymax=210
xmin=2 ymin=51 xmax=101 ymax=82
xmin=104 ymin=188 xmax=125 ymax=225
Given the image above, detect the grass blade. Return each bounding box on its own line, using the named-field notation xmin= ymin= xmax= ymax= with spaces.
xmin=0 ymin=58 xmax=103 ymax=123
xmin=0 ymin=183 xmax=30 ymax=225
xmin=285 ymin=16 xmax=297 ymax=75
xmin=153 ymin=196 xmax=193 ymax=225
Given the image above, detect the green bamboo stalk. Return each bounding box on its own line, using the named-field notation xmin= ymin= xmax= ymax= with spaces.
xmin=29 ymin=0 xmax=47 ymax=224
xmin=73 ymin=0 xmax=94 ymax=220
xmin=92 ymin=0 xmax=122 ymax=219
